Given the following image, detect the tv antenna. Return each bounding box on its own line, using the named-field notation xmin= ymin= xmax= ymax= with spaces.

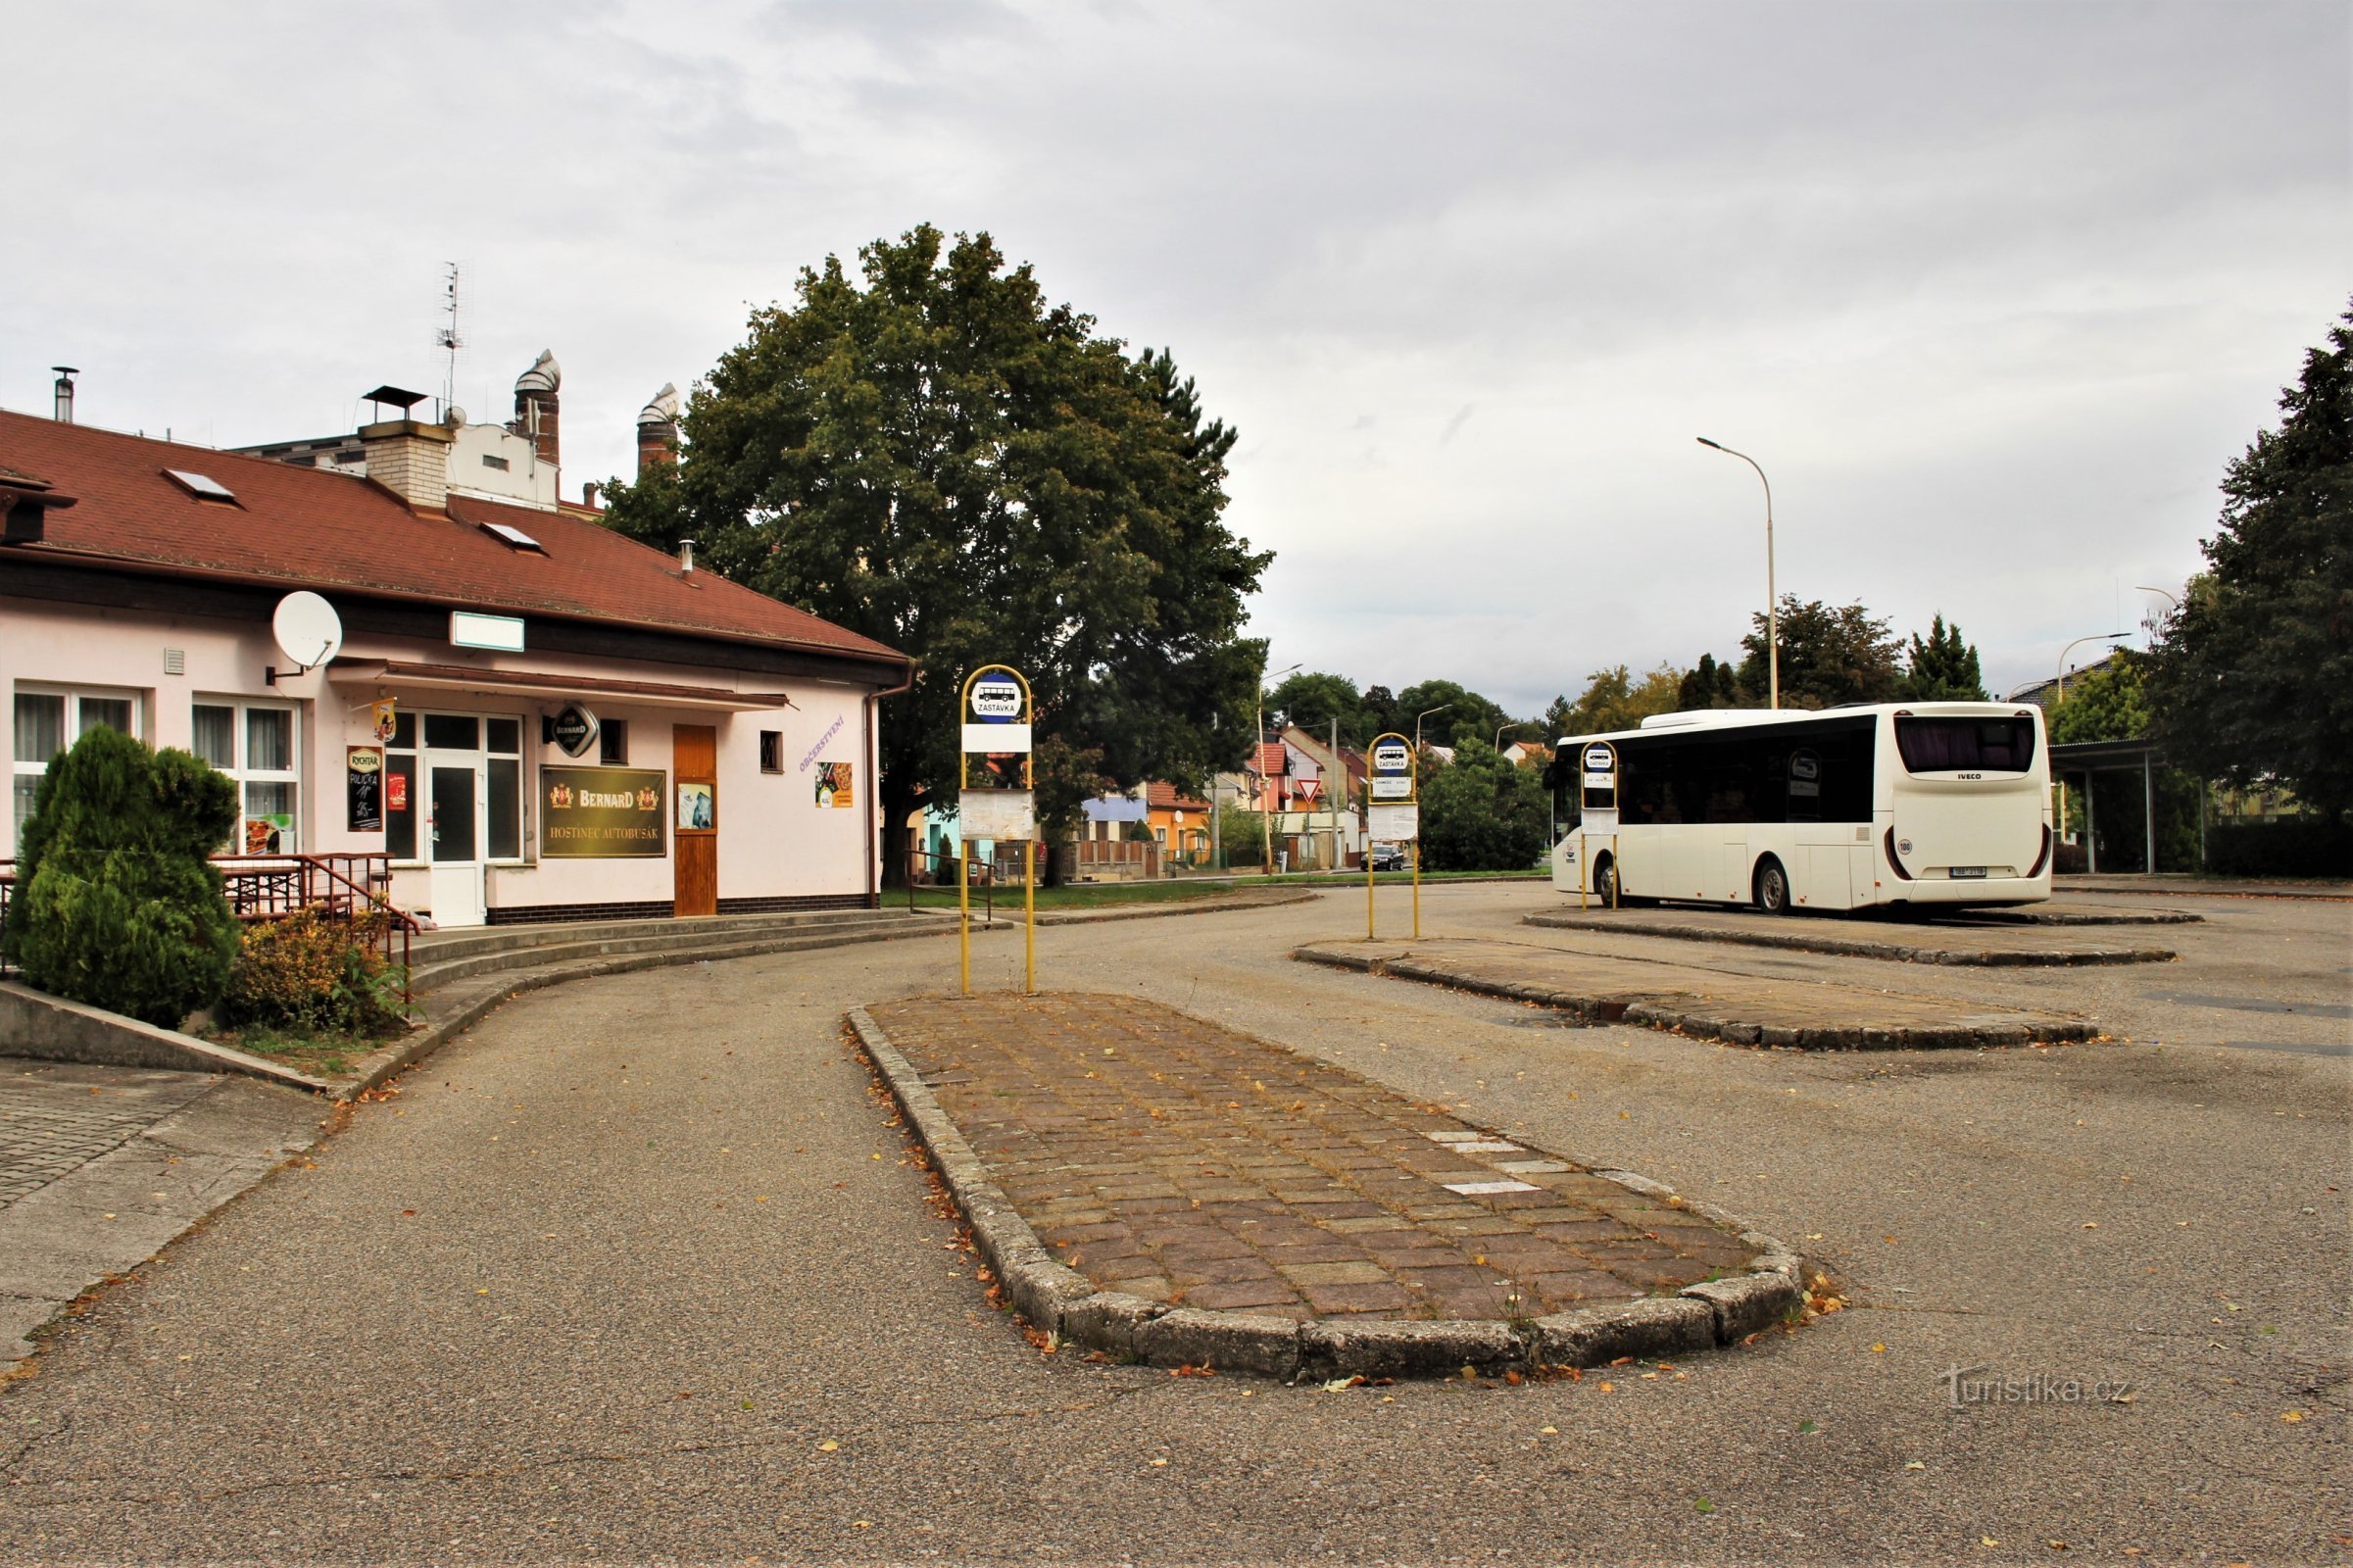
xmin=436 ymin=262 xmax=465 ymax=412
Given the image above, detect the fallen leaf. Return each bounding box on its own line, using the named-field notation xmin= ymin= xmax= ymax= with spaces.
xmin=1596 ymin=1381 xmax=1615 ymax=1394
xmin=1541 ymin=1425 xmax=1558 ymax=1435
xmin=2281 ymin=1409 xmax=2306 ymax=1423
xmin=817 ymin=1440 xmax=839 ymax=1452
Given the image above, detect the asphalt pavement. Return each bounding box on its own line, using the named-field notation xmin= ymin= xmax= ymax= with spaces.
xmin=0 ymin=881 xmax=2342 ymax=1564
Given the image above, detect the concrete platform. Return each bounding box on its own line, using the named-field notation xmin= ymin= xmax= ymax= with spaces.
xmin=1522 ymin=906 xmax=2181 ymax=964
xmin=1296 ymin=937 xmax=2099 ymax=1049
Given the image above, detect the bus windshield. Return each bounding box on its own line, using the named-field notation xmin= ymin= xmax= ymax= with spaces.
xmin=1894 ymin=716 xmax=2037 ymax=774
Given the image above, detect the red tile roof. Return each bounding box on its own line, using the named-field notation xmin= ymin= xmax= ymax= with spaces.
xmin=1146 ymin=780 xmax=1210 ymax=812
xmin=0 ymin=411 xmax=905 ymax=666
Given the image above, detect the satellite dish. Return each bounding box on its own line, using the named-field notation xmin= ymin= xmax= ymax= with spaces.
xmin=271 ymin=591 xmax=343 ymax=671
xmin=445 ymin=406 xmax=468 ymax=428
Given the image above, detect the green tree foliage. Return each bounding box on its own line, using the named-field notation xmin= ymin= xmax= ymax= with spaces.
xmin=2049 ymin=651 xmax=2151 ymax=744
xmin=2149 ymin=303 xmax=2353 ymax=822
xmin=1738 ymin=597 xmax=1902 ymax=710
xmin=597 ymin=226 xmax=1271 ymax=878
xmin=2 ymin=728 xmax=238 ymax=1027
xmin=1676 ymin=653 xmax=1742 ymax=710
xmin=1540 ymin=693 xmax=1578 ymax=745
xmin=1418 ymin=740 xmax=1551 ymax=871
xmin=1267 ymin=671 xmax=1364 ymax=742
xmin=1396 ymin=679 xmax=1511 ymax=749
xmin=1895 ymin=614 xmax=1988 ymax=701
xmin=1563 ymin=664 xmax=1682 ymax=735
xmin=1360 ymin=685 xmax=1403 ymax=742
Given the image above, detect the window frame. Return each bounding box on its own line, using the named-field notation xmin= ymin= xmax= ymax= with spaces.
xmin=191 ymin=696 xmax=303 ymax=856
xmin=384 ymin=707 xmax=528 ymax=869
xmin=13 ymin=683 xmax=145 ymax=855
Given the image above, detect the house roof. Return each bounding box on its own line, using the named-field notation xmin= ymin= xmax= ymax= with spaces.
xmin=1145 ymin=780 xmax=1210 ymax=812
xmin=0 ymin=410 xmax=906 ymax=667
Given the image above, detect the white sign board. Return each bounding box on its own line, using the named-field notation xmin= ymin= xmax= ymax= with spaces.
xmin=1367 ymin=804 xmax=1420 ymax=842
xmin=961 ymin=722 xmax=1033 ymax=754
xmin=969 ymin=676 xmax=1024 ymax=719
xmin=1369 ymin=774 xmax=1413 ymax=801
xmin=1371 ymin=742 xmax=1411 ymax=773
xmin=1583 ymin=745 xmax=1614 ymax=772
xmin=451 ymin=611 xmax=526 ymax=652
xmin=958 ymin=789 xmax=1036 ymax=841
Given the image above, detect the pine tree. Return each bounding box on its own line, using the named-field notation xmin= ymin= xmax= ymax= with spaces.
xmin=1678 ymin=653 xmax=1742 ymax=710
xmin=1896 ymin=614 xmax=1988 ymax=701
xmin=3 ymin=728 xmax=238 ymax=1027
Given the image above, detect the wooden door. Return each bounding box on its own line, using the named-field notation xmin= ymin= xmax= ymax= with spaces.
xmin=673 ymin=723 xmax=717 ymax=917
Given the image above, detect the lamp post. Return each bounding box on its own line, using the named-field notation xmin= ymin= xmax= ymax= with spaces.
xmin=1258 ymin=662 xmax=1300 ymax=876
xmin=1495 ymin=720 xmax=1530 ymax=753
xmin=1415 ymin=704 xmax=1453 ymax=755
xmin=1696 ymin=436 xmax=1777 ymax=710
xmin=2050 ymin=632 xmax=2128 ymax=852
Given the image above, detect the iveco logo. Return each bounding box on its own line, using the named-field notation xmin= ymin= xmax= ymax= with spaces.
xmin=1959 ymin=771 xmax=1983 ymax=779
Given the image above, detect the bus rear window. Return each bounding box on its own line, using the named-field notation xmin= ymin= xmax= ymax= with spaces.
xmin=1895 ymin=717 xmax=2036 ymax=774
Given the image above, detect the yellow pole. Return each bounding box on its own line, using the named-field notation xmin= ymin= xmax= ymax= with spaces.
xmin=957 ymin=838 xmax=971 ymax=996
xmin=1024 ymin=839 xmax=1037 ymax=995
xmin=1366 ymin=837 xmax=1376 ymax=940
xmin=1411 ymin=840 xmax=1421 ymax=939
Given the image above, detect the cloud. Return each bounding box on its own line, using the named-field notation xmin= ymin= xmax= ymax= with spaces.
xmin=1 ymin=0 xmax=2343 ymax=712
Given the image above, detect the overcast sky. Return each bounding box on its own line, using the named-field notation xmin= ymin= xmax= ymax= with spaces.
xmin=7 ymin=1 xmax=2345 ymax=713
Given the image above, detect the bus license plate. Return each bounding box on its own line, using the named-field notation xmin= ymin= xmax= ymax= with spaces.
xmin=1949 ymin=865 xmax=1987 ymax=879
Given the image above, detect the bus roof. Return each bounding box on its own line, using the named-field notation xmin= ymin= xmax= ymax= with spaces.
xmin=1554 ymin=701 xmax=2039 ymax=748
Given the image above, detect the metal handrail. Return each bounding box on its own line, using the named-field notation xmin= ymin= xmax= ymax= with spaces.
xmin=1 ymin=852 xmax=417 ymax=1002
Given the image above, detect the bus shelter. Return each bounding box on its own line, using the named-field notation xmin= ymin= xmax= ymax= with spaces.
xmin=2048 ymin=736 xmax=2193 ymax=874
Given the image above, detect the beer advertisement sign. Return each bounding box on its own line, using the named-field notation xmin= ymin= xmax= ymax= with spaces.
xmin=541 ymin=766 xmax=666 ymax=858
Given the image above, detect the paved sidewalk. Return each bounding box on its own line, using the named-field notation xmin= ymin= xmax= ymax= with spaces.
xmin=1298 ymin=937 xmax=2098 ymax=1047
xmin=0 ymin=1057 xmax=320 ymax=1362
xmin=867 ymin=994 xmax=1761 ymax=1323
xmin=1524 ymin=906 xmax=2180 ymax=965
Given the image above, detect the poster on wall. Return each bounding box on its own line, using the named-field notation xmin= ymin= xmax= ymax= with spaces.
xmin=813 ymin=761 xmax=854 ymax=808
xmin=347 ymin=746 xmax=385 ymax=832
xmin=676 ymin=780 xmax=716 ymax=831
xmin=541 ymin=766 xmax=667 ymax=858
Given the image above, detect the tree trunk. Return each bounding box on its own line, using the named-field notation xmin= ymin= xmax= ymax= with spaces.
xmin=880 ymin=771 xmax=917 ymax=890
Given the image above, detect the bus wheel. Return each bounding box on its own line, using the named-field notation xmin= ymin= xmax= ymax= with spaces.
xmin=1754 ymin=856 xmax=1792 ymax=916
xmin=1594 ymin=857 xmax=1620 ymax=907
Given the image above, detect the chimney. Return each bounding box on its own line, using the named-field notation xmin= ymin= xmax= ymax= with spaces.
xmin=51 ymin=367 xmax=77 ymax=424
xmin=512 ymin=349 xmax=561 ymax=473
xmin=581 ymin=481 xmax=601 ymax=509
xmin=360 ymin=417 xmax=454 ymax=511
xmin=677 ymin=538 xmax=696 ymax=573
xmin=636 ymin=381 xmax=680 ymax=476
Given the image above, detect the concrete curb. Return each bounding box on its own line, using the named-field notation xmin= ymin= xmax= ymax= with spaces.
xmin=847 ymin=1004 xmax=1805 ymax=1382
xmin=1520 ymin=911 xmax=2178 ymax=966
xmin=341 ymin=918 xmax=996 ymax=1099
xmin=0 ymin=981 xmax=334 ymax=1094
xmin=1294 ymin=944 xmax=2099 ymax=1050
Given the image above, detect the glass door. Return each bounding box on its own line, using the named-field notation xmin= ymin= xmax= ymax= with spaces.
xmin=423 ymin=714 xmax=486 ymax=927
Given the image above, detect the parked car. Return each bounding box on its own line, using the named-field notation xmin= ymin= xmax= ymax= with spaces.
xmin=1369 ymin=842 xmax=1407 ymax=871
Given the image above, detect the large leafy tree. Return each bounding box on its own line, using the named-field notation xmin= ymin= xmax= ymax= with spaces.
xmin=2148 ymin=303 xmax=2353 ymax=822
xmin=1896 ymin=614 xmax=1989 ymax=702
xmin=1737 ymin=597 xmax=1902 ymax=710
xmin=1676 ymin=653 xmax=1742 ymax=711
xmin=600 ymin=227 xmax=1271 ymax=869
xmin=1419 ymin=740 xmax=1551 ymax=871
xmin=1563 ymin=664 xmax=1681 ymax=735
xmin=1267 ymin=671 xmax=1365 ymax=742
xmin=1395 ymin=679 xmax=1512 ymax=750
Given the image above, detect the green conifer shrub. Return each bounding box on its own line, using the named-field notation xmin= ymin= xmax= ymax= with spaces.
xmin=3 ymin=726 xmax=238 ymax=1027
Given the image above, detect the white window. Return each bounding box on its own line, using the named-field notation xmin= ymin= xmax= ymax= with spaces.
xmin=12 ymin=686 xmax=142 ymax=853
xmin=383 ymin=710 xmax=524 ymax=865
xmin=193 ymin=699 xmax=301 ymax=855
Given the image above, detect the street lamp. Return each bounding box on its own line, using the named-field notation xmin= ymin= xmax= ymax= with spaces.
xmin=1696 ymin=436 xmax=1777 ymax=710
xmin=2049 ymin=631 xmax=2128 ymax=853
xmin=2053 ymin=633 xmax=2128 ymax=704
xmin=1415 ymin=704 xmax=1452 ymax=754
xmin=1495 ymin=720 xmax=1530 ymax=752
xmin=1257 ymin=662 xmax=1301 ymax=877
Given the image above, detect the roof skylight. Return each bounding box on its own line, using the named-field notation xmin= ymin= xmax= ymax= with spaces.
xmin=165 ymin=468 xmax=236 ymax=503
xmin=479 ymin=520 xmax=547 ymax=554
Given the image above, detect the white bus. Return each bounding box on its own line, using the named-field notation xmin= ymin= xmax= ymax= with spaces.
xmin=1550 ymin=703 xmax=2052 ymax=913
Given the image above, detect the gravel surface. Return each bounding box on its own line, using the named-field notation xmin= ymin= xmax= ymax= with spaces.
xmin=0 ymin=881 xmax=2342 ymax=1564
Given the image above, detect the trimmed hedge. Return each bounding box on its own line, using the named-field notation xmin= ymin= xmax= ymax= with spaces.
xmin=2 ymin=727 xmax=238 ymax=1027
xmin=2203 ymin=819 xmax=2353 ymax=878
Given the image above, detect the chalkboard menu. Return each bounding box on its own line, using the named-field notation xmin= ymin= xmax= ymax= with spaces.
xmin=347 ymin=746 xmax=385 ymax=832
